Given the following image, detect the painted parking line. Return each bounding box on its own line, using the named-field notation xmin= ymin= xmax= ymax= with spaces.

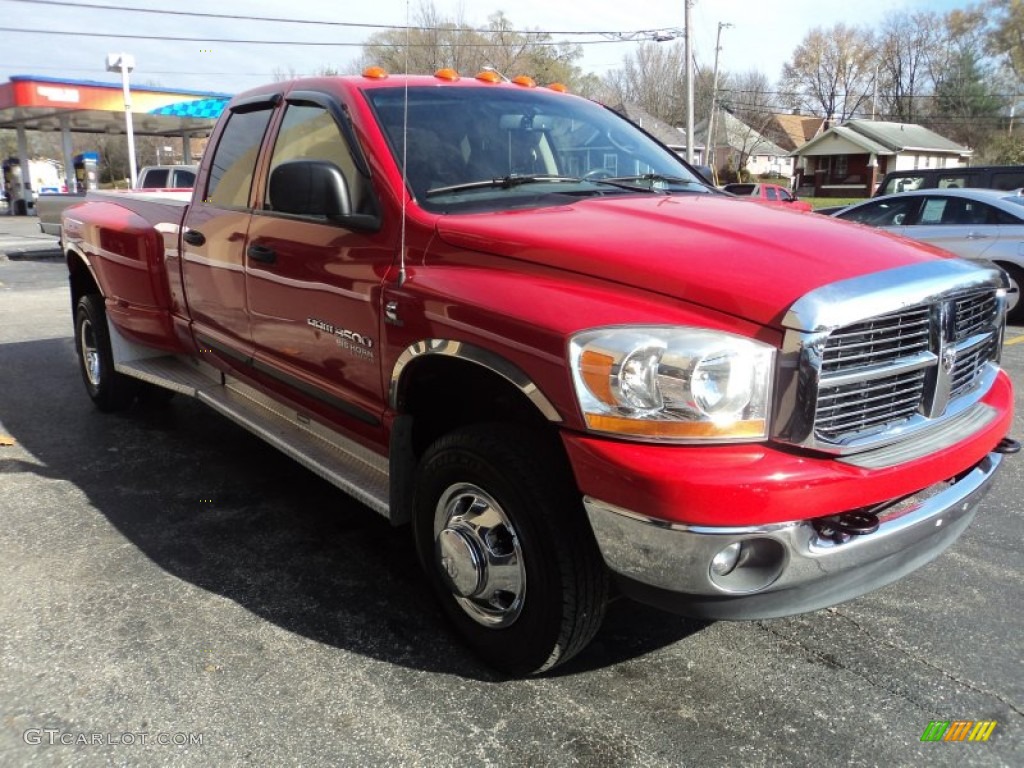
xmin=1005 ymin=334 xmax=1024 ymax=346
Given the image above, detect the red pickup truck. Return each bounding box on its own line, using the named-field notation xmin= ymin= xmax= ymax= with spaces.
xmin=62 ymin=70 xmax=1017 ymax=675
xmin=723 ymin=182 xmax=814 ymax=212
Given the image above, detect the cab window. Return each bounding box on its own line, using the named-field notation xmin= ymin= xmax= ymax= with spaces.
xmin=205 ymin=107 xmax=274 ymax=208
xmin=264 ymin=102 xmax=369 ymax=215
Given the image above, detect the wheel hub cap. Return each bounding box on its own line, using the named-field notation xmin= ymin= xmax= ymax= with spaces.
xmin=437 ymin=527 xmax=484 ymax=598
xmin=434 ymin=484 xmax=526 ymax=627
xmin=80 ymin=319 xmax=101 ymax=387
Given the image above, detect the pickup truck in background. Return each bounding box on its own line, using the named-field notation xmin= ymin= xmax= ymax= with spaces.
xmin=722 ymin=182 xmax=814 ymax=212
xmin=61 ymin=70 xmax=1017 ymax=674
xmin=38 ymin=164 xmax=198 ymax=236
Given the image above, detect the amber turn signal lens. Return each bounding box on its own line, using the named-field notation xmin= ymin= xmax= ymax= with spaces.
xmin=579 ymin=350 xmax=616 ymax=406
xmin=585 ymin=413 xmax=767 ymax=440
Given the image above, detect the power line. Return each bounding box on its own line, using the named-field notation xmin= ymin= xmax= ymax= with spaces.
xmin=0 ymin=62 xmax=294 ymax=77
xmin=3 ymin=0 xmax=678 ymax=38
xmin=0 ymin=24 xmax=633 ymax=48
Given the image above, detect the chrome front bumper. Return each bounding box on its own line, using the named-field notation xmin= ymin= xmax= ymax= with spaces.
xmin=583 ymin=452 xmax=1003 ymax=619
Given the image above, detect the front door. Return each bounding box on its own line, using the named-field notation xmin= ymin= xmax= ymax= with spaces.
xmin=244 ymin=96 xmax=392 ymax=427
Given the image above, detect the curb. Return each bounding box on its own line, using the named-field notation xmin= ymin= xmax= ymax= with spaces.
xmin=0 ymin=248 xmax=65 ymax=262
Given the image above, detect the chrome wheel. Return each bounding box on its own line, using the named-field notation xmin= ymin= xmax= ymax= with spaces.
xmin=434 ymin=482 xmax=526 ymax=628
xmin=79 ymin=316 xmax=102 ymax=387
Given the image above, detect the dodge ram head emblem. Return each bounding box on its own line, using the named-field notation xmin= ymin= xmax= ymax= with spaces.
xmin=942 ymin=345 xmax=957 ymax=374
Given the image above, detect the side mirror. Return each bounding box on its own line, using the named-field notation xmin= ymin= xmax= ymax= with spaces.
xmin=692 ymin=165 xmax=716 ymax=185
xmin=269 ymin=160 xmax=352 ymax=218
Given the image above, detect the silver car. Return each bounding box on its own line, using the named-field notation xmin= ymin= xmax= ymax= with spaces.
xmin=832 ymin=188 xmax=1024 ymax=322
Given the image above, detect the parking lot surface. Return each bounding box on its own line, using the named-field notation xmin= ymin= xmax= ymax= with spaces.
xmin=0 ymin=255 xmax=1020 ymax=767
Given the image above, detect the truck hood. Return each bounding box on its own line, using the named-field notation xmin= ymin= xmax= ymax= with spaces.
xmin=433 ymin=194 xmax=942 ymax=329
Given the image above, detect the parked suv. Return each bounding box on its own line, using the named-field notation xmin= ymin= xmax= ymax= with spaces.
xmin=876 ymin=165 xmax=1024 ymax=197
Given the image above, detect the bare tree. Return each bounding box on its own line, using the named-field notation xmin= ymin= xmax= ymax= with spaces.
xmin=602 ymin=41 xmax=715 ymax=127
xmin=781 ymin=24 xmax=877 ymax=121
xmin=705 ymin=71 xmax=783 ymax=180
xmin=356 ymin=3 xmax=585 ymax=88
xmin=985 ymin=0 xmax=1024 ymax=84
xmin=875 ymin=11 xmax=944 ymax=122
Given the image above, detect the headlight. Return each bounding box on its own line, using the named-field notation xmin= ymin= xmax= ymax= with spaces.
xmin=569 ymin=327 xmax=775 ymax=442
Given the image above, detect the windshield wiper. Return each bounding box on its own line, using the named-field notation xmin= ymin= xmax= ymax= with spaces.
xmin=593 ymin=174 xmax=709 ymax=192
xmin=425 ymin=174 xmax=582 ymax=197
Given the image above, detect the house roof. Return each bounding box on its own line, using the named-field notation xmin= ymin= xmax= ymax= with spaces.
xmin=793 ymin=120 xmax=971 ymax=158
xmin=695 ymin=109 xmax=790 ymax=157
xmin=846 ymin=120 xmax=969 ymax=152
xmin=766 ymin=113 xmax=825 ymax=151
xmin=610 ymin=102 xmax=689 ymax=149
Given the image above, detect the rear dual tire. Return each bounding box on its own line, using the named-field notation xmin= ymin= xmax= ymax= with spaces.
xmin=75 ymin=294 xmax=138 ymax=412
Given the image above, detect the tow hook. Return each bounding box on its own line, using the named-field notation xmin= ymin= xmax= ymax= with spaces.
xmin=995 ymin=437 xmax=1021 ymax=455
xmin=813 ymin=510 xmax=880 ymax=544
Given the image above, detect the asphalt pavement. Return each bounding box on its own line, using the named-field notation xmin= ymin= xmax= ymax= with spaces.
xmin=0 ymin=256 xmax=1020 ymax=767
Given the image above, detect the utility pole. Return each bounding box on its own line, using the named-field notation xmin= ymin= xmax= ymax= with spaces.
xmin=706 ymin=21 xmax=732 ymax=179
xmin=870 ymin=64 xmax=878 ymax=120
xmin=684 ymin=0 xmax=695 ymax=164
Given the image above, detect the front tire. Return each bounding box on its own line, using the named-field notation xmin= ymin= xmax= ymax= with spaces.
xmin=75 ymin=294 xmax=137 ymax=412
xmin=413 ymin=424 xmax=608 ymax=675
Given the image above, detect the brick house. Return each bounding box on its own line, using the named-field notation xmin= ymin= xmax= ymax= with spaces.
xmin=790 ymin=120 xmax=972 ymax=197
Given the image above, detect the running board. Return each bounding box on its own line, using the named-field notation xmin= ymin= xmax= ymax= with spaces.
xmin=115 ymin=356 xmax=391 ymax=518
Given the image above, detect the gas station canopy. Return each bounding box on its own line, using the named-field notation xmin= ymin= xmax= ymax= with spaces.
xmin=1 ymin=74 xmax=231 ymax=209
xmin=0 ymin=75 xmax=230 ymax=136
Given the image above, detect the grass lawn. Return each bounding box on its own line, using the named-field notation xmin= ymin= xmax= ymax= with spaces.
xmin=805 ymin=196 xmax=867 ymax=210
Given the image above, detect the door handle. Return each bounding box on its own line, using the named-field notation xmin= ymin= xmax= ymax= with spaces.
xmin=182 ymin=229 xmax=205 ymax=246
xmin=247 ymin=244 xmax=276 ymax=263
xmin=966 ymin=232 xmax=989 ymax=240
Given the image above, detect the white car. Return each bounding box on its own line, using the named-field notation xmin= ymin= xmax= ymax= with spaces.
xmin=832 ymin=188 xmax=1024 ymax=322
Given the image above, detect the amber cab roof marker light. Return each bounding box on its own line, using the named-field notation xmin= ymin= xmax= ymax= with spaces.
xmin=475 ymin=70 xmax=504 ymax=84
xmin=434 ymin=68 xmax=460 ymax=81
xmin=362 ymin=66 xmax=389 ymax=79
xmin=547 ymin=83 xmax=569 ymax=93
xmin=512 ymin=75 xmax=537 ymax=88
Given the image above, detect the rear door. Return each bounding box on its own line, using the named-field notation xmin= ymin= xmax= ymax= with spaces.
xmin=903 ymin=195 xmax=999 ymax=260
xmin=243 ymin=91 xmax=391 ymax=427
xmin=180 ymin=95 xmax=278 ymax=360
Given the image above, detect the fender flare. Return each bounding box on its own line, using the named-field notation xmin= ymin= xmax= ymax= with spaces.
xmin=389 ymin=339 xmax=562 ymax=422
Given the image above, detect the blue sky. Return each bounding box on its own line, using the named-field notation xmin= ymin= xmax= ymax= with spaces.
xmin=0 ymin=0 xmax=980 ymax=94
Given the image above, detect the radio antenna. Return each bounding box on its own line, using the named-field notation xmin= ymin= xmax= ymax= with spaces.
xmin=397 ymin=0 xmax=410 ymax=287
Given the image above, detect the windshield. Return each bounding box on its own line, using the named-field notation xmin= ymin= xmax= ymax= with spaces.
xmin=364 ymin=85 xmax=709 ymax=212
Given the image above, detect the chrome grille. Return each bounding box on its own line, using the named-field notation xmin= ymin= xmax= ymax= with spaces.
xmin=813 ymin=290 xmax=1001 ymax=444
xmin=955 ymin=293 xmax=998 ymax=340
xmin=821 ymin=307 xmax=929 ymax=373
xmin=950 ymin=337 xmax=995 ymax=399
xmin=817 ymin=369 xmax=927 ymax=439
